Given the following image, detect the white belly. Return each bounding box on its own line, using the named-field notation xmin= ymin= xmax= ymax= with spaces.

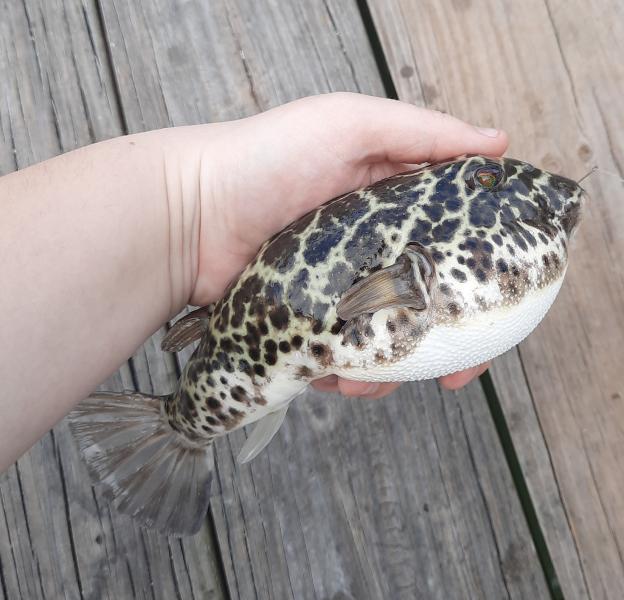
xmin=333 ymin=274 xmax=565 ymax=382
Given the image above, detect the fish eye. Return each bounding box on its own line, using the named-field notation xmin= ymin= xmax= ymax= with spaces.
xmin=466 ymin=164 xmax=505 ymax=191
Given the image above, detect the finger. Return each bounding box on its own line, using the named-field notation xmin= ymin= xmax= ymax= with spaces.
xmin=337 ymin=379 xmax=401 ymax=399
xmin=311 ymin=375 xmax=340 ymax=393
xmin=323 ymin=93 xmax=509 ymax=166
xmin=362 ymin=382 xmax=402 ymax=400
xmin=439 ymin=362 xmax=490 ymax=391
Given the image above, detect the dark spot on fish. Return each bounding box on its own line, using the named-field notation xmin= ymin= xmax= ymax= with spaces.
xmin=311 ymin=343 xmax=326 ymax=357
xmin=387 ymin=320 xmax=396 ymax=333
xmin=248 ymin=297 xmax=265 ymax=318
xmin=244 ymin=322 xmax=261 ymax=348
xmin=330 ymin=319 xmax=344 ymax=335
xmin=312 ymin=319 xmax=324 ymax=335
xmin=398 ymin=311 xmax=410 ymax=326
xmin=292 ymin=335 xmax=303 ymax=349
xmin=512 ymin=233 xmax=528 ymax=252
xmin=254 ymin=364 xmax=266 ymax=377
xmin=469 ymin=203 xmax=497 ymax=228
xmin=263 ymin=230 xmax=299 ymax=272
xmin=445 ymin=197 xmax=463 ymax=212
xmin=448 ymin=302 xmax=461 ymax=316
xmin=249 ymin=348 xmax=261 ymax=361
xmin=439 ymin=283 xmax=452 ymax=296
xmin=207 ymin=397 xmax=221 ymax=411
xmin=231 ymin=386 xmax=248 ymax=403
xmin=410 ymin=218 xmax=433 ymax=244
xmin=323 ymin=261 xmax=356 ymax=296
xmin=265 ymin=281 xmax=284 ymax=304
xmin=297 ymin=365 xmax=313 ymax=378
xmin=451 ymin=268 xmax=466 ymax=282
xmin=269 ymin=305 xmax=290 ymax=330
xmin=230 ymin=274 xmax=264 ymax=328
xmin=376 ymin=205 xmax=411 ymax=228
xmin=278 ymin=340 xmax=291 ymax=353
xmin=422 ymin=203 xmax=444 ymax=222
xmin=341 ymin=313 xmax=373 ymax=349
xmin=496 ymin=259 xmax=508 ymax=273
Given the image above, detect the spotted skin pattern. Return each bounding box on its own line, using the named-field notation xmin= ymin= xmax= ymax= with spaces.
xmin=164 ymin=156 xmax=584 ymax=440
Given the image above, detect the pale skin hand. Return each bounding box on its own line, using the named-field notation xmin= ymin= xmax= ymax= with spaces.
xmin=0 ymin=93 xmax=506 ymax=469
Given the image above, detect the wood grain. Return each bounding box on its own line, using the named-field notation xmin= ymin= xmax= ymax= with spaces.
xmin=100 ymin=0 xmax=548 ymax=598
xmin=369 ymin=0 xmax=624 ymax=597
xmin=0 ymin=1 xmax=225 ymax=599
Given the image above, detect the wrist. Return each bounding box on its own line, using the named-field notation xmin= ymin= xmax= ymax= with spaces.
xmin=145 ymin=124 xmax=221 ymax=315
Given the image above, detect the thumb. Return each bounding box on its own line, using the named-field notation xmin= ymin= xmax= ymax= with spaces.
xmin=302 ymin=93 xmax=508 ymax=166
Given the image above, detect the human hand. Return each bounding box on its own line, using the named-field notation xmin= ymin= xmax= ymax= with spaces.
xmin=191 ymin=93 xmax=506 ymax=397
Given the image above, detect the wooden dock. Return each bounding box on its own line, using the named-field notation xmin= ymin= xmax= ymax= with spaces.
xmin=1 ymin=1 xmax=623 ymax=598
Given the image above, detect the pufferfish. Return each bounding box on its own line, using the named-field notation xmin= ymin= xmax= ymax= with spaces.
xmin=69 ymin=155 xmax=584 ymax=535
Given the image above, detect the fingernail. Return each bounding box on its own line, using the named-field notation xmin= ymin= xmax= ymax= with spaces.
xmin=475 ymin=126 xmax=500 ymax=137
xmin=361 ymin=383 xmax=380 ymax=396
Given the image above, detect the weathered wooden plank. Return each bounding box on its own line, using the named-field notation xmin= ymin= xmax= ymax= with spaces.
xmin=101 ymin=0 xmax=549 ymax=597
xmin=369 ymin=0 xmax=624 ymax=597
xmin=0 ymin=1 xmax=226 ymax=599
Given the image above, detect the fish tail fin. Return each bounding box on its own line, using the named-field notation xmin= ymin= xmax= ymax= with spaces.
xmin=68 ymin=391 xmax=213 ymax=536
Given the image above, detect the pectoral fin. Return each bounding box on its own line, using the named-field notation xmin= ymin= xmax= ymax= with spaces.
xmin=161 ymin=305 xmax=214 ymax=352
xmin=336 ymin=243 xmax=434 ymax=320
xmin=237 ymin=406 xmax=289 ymax=464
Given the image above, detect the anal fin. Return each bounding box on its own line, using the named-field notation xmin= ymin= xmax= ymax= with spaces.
xmin=237 ymin=406 xmax=289 ymax=464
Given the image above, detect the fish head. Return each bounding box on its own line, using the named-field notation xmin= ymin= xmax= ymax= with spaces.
xmin=462 ymin=155 xmax=584 ymax=236
xmin=334 ymin=155 xmax=586 ymax=380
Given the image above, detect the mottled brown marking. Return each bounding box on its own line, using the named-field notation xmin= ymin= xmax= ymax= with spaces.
xmin=311 ymin=343 xmax=334 ymax=367
xmin=297 ymin=365 xmax=314 ymax=379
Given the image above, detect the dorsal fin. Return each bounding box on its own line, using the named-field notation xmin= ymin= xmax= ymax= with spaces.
xmin=161 ymin=305 xmax=214 ymax=352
